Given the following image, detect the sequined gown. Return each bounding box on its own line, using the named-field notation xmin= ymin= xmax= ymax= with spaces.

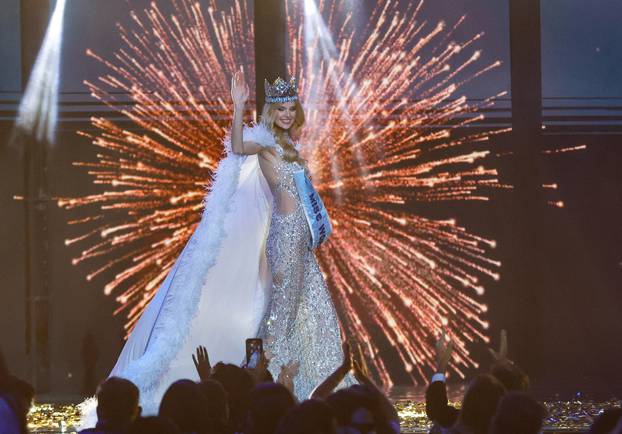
xmin=256 ymin=143 xmax=346 ymax=399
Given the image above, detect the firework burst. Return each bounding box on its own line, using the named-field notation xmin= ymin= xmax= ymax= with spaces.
xmin=60 ymin=0 xmax=510 ymax=385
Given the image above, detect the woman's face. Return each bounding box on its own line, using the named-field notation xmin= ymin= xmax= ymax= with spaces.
xmin=274 ymin=101 xmax=296 ymax=130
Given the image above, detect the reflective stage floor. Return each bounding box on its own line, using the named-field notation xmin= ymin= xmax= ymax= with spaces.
xmin=27 ymin=385 xmax=621 ymax=433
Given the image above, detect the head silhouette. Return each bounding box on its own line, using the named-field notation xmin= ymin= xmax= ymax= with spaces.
xmin=491 ymin=391 xmax=545 ymax=434
xmin=245 ymin=382 xmax=296 ymax=434
xmin=458 ymin=374 xmax=506 ymax=434
xmin=95 ymin=377 xmax=140 ymax=428
xmin=159 ymin=379 xmax=212 ymax=434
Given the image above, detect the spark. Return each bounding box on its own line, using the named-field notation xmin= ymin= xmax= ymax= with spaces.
xmin=59 ymin=0 xmax=509 ymax=384
xmin=541 ymin=144 xmax=588 ymax=154
xmin=540 ymin=144 xmax=587 ymax=206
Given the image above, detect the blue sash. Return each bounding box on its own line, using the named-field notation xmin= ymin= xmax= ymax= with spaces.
xmin=293 ymin=169 xmax=333 ymax=249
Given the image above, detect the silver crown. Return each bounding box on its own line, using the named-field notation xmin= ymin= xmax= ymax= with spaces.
xmin=264 ymin=77 xmax=298 ymax=103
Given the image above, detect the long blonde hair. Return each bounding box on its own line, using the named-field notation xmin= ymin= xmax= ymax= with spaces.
xmin=260 ymin=100 xmax=306 ymax=165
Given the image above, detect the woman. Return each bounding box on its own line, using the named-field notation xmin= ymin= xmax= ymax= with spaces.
xmin=231 ymin=72 xmax=347 ymax=398
xmin=103 ymin=71 xmax=347 ymax=413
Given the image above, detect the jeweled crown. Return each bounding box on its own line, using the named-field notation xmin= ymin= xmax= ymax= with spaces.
xmin=264 ymin=77 xmax=298 ymax=103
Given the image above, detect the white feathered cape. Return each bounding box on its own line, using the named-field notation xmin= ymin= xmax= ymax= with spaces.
xmin=107 ymin=122 xmax=279 ymax=413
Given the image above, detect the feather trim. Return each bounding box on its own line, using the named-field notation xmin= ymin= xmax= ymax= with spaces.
xmin=223 ymin=122 xmax=278 ymax=155
xmin=103 ymin=122 xmax=278 ymax=413
xmin=118 ymin=153 xmax=244 ymax=412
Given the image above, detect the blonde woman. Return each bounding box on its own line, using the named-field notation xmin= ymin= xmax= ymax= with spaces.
xmin=99 ymin=70 xmax=348 ymax=415
xmin=230 ymin=70 xmax=347 ymax=398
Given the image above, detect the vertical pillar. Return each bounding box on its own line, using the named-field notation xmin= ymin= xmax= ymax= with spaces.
xmin=508 ymin=0 xmax=546 ymax=373
xmin=20 ymin=0 xmax=53 ymax=393
xmin=253 ymin=0 xmax=287 ymax=114
xmin=510 ymin=0 xmax=542 ymax=138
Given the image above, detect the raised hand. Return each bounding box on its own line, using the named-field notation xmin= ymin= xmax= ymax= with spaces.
xmin=352 ymin=345 xmax=373 ymax=385
xmin=352 ymin=344 xmax=399 ymax=423
xmin=245 ymin=351 xmax=271 ymax=384
xmin=341 ymin=341 xmax=352 ymax=372
xmin=263 ymin=336 xmax=275 ymax=360
xmin=435 ymin=328 xmax=454 ymax=374
xmin=192 ymin=345 xmax=211 ymax=381
xmin=230 ymin=70 xmax=249 ymax=110
xmin=489 ymin=329 xmax=508 ymax=362
xmin=278 ymin=360 xmax=300 ymax=394
xmin=309 ymin=341 xmax=352 ymax=399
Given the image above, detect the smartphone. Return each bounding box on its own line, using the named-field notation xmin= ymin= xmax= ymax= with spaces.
xmin=245 ymin=338 xmax=263 ymax=368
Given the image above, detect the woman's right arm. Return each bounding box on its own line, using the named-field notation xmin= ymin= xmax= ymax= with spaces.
xmin=230 ymin=70 xmax=263 ymax=155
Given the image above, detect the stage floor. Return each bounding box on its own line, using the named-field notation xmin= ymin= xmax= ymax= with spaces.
xmin=389 ymin=385 xmax=621 ymax=433
xmin=27 ymin=386 xmax=621 ymax=433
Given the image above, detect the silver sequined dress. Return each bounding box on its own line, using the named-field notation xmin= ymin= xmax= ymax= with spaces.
xmin=257 ymin=143 xmax=347 ymax=399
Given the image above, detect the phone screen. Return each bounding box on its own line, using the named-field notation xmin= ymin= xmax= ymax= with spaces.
xmin=246 ymin=338 xmax=263 ymax=367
